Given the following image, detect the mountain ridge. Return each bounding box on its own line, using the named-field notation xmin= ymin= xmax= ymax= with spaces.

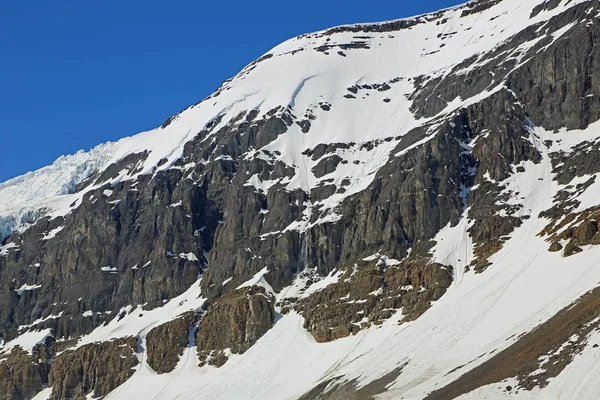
xmin=2 ymin=0 xmax=600 ymax=398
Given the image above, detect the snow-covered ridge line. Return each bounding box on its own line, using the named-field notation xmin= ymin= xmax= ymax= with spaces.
xmin=0 ymin=0 xmax=588 ymax=244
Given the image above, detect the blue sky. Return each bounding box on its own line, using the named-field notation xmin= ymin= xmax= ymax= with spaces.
xmin=0 ymin=0 xmax=464 ymax=182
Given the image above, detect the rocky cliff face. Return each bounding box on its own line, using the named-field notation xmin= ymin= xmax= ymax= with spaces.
xmin=146 ymin=312 xmax=196 ymax=374
xmin=2 ymin=0 xmax=600 ymax=399
xmin=0 ymin=344 xmax=50 ymax=400
xmin=196 ymin=286 xmax=275 ymax=366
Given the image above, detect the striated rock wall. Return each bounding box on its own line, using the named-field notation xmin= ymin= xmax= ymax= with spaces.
xmin=196 ymin=286 xmax=275 ymax=367
xmin=48 ymin=337 xmax=138 ymax=400
xmin=294 ymin=256 xmax=453 ymax=343
xmin=146 ymin=312 xmax=196 ymax=374
xmin=0 ymin=343 xmax=51 ymax=400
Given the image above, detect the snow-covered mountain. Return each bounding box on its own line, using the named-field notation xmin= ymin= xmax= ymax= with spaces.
xmin=2 ymin=0 xmax=600 ymax=399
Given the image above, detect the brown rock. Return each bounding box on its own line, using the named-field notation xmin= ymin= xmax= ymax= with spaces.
xmin=207 ymin=350 xmax=229 ymax=368
xmin=146 ymin=312 xmax=195 ymax=374
xmin=49 ymin=337 xmax=138 ymax=399
xmin=0 ymin=343 xmax=51 ymax=400
xmin=196 ymin=286 xmax=275 ymax=366
xmin=548 ymin=241 xmax=563 ymax=252
xmin=296 ymin=256 xmax=453 ymax=343
xmin=563 ymin=242 xmax=583 ymax=257
xmin=540 ymin=206 xmax=600 ymax=256
xmin=573 ymin=220 xmax=599 ymax=243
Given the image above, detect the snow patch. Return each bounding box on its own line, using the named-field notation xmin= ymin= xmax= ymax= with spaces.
xmin=15 ymin=283 xmax=42 ymax=296
xmin=236 ymin=267 xmax=274 ymax=294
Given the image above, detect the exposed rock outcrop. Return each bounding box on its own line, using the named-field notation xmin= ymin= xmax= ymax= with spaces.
xmin=48 ymin=337 xmax=138 ymax=400
xmin=196 ymin=286 xmax=275 ymax=366
xmin=290 ymin=256 xmax=452 ymax=343
xmin=0 ymin=165 xmax=206 ymax=344
xmin=146 ymin=312 xmax=196 ymax=374
xmin=0 ymin=343 xmax=51 ymax=400
xmin=541 ymin=204 xmax=600 ymax=258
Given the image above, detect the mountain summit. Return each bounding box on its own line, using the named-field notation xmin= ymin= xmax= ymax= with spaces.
xmin=2 ymin=0 xmax=600 ymax=398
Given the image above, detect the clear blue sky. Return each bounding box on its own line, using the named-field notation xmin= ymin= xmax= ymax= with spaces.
xmin=0 ymin=0 xmax=464 ymax=182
